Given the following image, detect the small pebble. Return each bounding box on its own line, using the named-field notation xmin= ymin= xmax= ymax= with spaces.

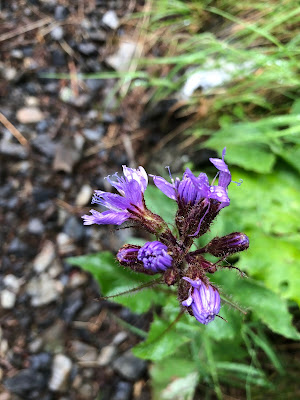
xmin=76 ymin=184 xmax=93 ymax=206
xmin=16 ymin=107 xmax=44 ymax=124
xmin=33 ymin=240 xmax=56 ymax=273
xmin=51 ymin=26 xmax=64 ymax=41
xmin=102 ymin=10 xmax=120 ymax=30
xmin=1 ymin=290 xmax=16 ymax=309
xmin=48 ymin=354 xmax=72 ymax=392
xmin=97 ymin=345 xmax=116 ymax=367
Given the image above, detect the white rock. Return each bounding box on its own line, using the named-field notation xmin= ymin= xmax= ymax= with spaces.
xmin=106 ymin=39 xmax=137 ymax=72
xmin=67 ymin=271 xmax=88 ymax=288
xmin=51 ymin=26 xmax=64 ymax=41
xmin=76 ymin=184 xmax=93 ymax=206
xmin=1 ymin=290 xmax=16 ymax=309
xmin=102 ymin=10 xmax=119 ymax=30
xmin=33 ymin=240 xmax=56 ymax=273
xmin=97 ymin=345 xmax=116 ymax=366
xmin=16 ymin=107 xmax=44 ymax=124
xmin=48 ymin=354 xmax=72 ymax=392
xmin=112 ymin=331 xmax=128 ymax=346
xmin=27 ymin=274 xmax=60 ymax=307
xmin=56 ymin=232 xmax=75 ymax=255
xmin=25 ymin=96 xmax=39 ymax=106
xmin=3 ymin=274 xmax=21 ymax=293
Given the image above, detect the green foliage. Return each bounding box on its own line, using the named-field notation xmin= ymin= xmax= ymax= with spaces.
xmin=68 ymin=0 xmax=300 ymax=397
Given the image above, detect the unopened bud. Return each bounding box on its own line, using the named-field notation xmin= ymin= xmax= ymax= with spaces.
xmin=180 ymin=277 xmax=221 ymax=325
xmin=206 ymin=232 xmax=249 ymax=257
xmin=117 ymin=244 xmax=140 ymax=266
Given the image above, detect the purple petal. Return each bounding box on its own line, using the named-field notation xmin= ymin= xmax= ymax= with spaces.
xmin=152 ymin=175 xmax=176 ymax=200
xmin=209 ymin=147 xmax=231 ymax=188
xmin=82 ymin=209 xmax=129 ymax=226
xmin=184 ymin=169 xmax=210 ymax=199
xmin=182 ymin=276 xmax=202 ymax=288
xmin=122 ymin=166 xmax=148 ymax=192
xmin=209 ymin=186 xmax=230 ymax=206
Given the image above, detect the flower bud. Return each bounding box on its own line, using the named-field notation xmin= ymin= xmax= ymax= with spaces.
xmin=206 ymin=232 xmax=249 ymax=257
xmin=180 ymin=277 xmax=221 ymax=325
xmin=137 ymin=241 xmax=173 ymax=273
xmin=117 ymin=244 xmax=156 ymax=275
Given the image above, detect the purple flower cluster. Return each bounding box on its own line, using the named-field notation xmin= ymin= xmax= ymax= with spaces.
xmin=83 ymin=148 xmax=249 ymax=325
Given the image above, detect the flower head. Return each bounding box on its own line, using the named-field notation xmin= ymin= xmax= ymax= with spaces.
xmin=82 ymin=166 xmax=148 ymax=226
xmin=138 ymin=241 xmax=173 ymax=273
xmin=152 ymin=147 xmax=230 ymax=210
xmin=181 ymin=277 xmax=221 ymax=325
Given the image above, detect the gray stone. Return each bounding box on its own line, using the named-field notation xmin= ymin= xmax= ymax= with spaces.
xmin=56 ymin=233 xmax=76 ymax=255
xmin=75 ymin=184 xmax=93 ymax=206
xmin=27 ymin=274 xmax=60 ymax=306
xmin=54 ymin=5 xmax=69 ymax=21
xmin=33 ymin=240 xmax=56 ymax=272
xmin=51 ymin=26 xmax=64 ymax=41
xmin=48 ymin=354 xmax=72 ymax=392
xmin=1 ymin=290 xmax=16 ymax=309
xmin=31 ymin=134 xmax=56 ymax=158
xmin=106 ymin=39 xmax=137 ymax=72
xmin=63 ymin=216 xmax=85 ymax=241
xmin=3 ymin=274 xmax=21 ymax=292
xmin=27 ymin=218 xmax=44 ymax=235
xmin=112 ymin=381 xmax=132 ymax=400
xmin=102 ymin=10 xmax=119 ymax=30
xmin=112 ymin=331 xmax=128 ymax=346
xmin=78 ymin=43 xmax=97 ymax=56
xmin=70 ymin=340 xmax=98 ymax=362
xmin=0 ymin=140 xmax=28 ymax=159
xmin=97 ymin=345 xmax=117 ymax=366
xmin=82 ymin=126 xmax=104 ymax=142
xmin=112 ymin=350 xmax=147 ymax=381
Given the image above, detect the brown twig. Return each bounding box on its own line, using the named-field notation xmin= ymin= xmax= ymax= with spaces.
xmin=0 ymin=17 xmax=52 ymax=42
xmin=0 ymin=112 xmax=29 ymax=147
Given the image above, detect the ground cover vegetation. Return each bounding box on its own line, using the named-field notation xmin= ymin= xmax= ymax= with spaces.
xmin=70 ymin=0 xmax=300 ymax=398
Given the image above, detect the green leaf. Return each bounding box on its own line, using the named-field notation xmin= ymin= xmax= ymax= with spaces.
xmin=239 ymin=232 xmax=300 ymax=305
xmin=150 ymin=356 xmax=198 ymax=400
xmin=68 ymin=252 xmax=166 ymax=313
xmin=213 ymin=271 xmax=300 ymax=340
xmin=144 ymin=185 xmax=177 ymax=227
xmin=224 ymin=144 xmax=276 ymax=173
xmin=205 ymin=305 xmax=243 ymax=341
xmin=133 ymin=314 xmax=191 ymax=361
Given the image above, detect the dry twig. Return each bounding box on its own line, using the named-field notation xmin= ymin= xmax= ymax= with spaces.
xmin=0 ymin=112 xmax=29 ymax=147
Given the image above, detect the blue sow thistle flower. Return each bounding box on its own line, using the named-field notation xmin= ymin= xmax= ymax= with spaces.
xmin=83 ymin=149 xmax=249 ymax=326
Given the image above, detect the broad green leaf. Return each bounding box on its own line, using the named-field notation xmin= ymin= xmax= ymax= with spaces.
xmin=133 ymin=314 xmax=190 ymax=360
xmin=68 ymin=252 xmax=167 ymax=313
xmin=239 ymin=232 xmax=300 ymax=305
xmin=205 ymin=305 xmax=242 ymax=341
xmin=213 ymin=271 xmax=300 ymax=340
xmin=144 ymin=184 xmax=177 ymax=227
xmin=226 ymin=144 xmax=275 ymax=173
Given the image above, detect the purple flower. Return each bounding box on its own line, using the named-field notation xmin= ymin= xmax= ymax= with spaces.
xmin=182 ymin=277 xmax=221 ymax=325
xmin=138 ymin=241 xmax=173 ymax=273
xmin=151 ymin=147 xmax=230 ymax=209
xmin=82 ymin=166 xmax=148 ymax=226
